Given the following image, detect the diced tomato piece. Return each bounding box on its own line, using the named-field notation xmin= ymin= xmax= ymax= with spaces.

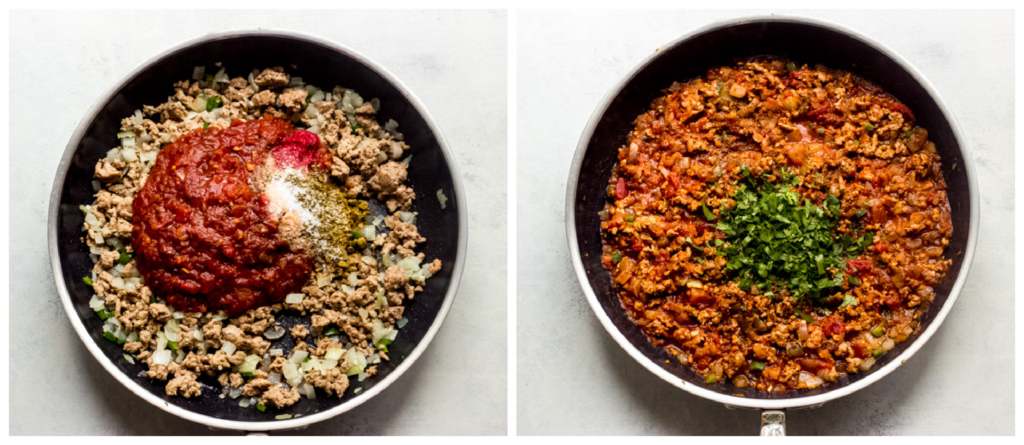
xmin=798 ymin=357 xmax=831 ymax=372
xmin=885 ymin=294 xmax=901 ymax=311
xmin=822 ymin=315 xmax=846 ymax=337
xmin=615 ymin=177 xmax=627 ymax=200
xmin=845 ymin=258 xmax=872 ymax=275
xmin=891 ymin=102 xmax=916 ymax=122
xmin=874 ymin=240 xmax=889 ymax=252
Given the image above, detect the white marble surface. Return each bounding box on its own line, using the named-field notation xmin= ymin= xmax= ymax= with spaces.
xmin=516 ymin=9 xmax=1014 ymax=435
xmin=9 ymin=9 xmax=507 ymax=435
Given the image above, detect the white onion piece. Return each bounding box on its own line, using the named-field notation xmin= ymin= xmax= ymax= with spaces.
xmin=348 ymin=272 xmax=359 ymax=287
xmin=264 ymin=326 xmax=286 ymax=340
xmin=437 ymin=189 xmax=448 ymax=209
xmin=152 ymin=349 xmax=172 ymax=365
xmin=285 ymin=293 xmax=304 ymax=304
xmin=221 ymin=341 xmax=236 ymax=355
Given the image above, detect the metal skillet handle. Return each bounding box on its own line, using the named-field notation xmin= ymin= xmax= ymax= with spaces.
xmin=760 ymin=410 xmax=786 ymax=436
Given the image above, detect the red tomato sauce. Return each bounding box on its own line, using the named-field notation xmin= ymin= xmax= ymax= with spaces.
xmin=131 ymin=116 xmax=330 ymax=314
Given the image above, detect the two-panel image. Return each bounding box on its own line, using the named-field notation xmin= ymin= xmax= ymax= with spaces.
xmin=9 ymin=8 xmax=1014 ymax=437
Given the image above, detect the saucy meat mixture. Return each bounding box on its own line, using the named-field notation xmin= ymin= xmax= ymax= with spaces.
xmin=80 ymin=65 xmax=441 ymax=412
xmin=600 ymin=58 xmax=952 ymax=392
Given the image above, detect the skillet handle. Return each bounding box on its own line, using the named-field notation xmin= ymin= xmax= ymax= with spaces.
xmin=760 ymin=410 xmax=786 ymax=436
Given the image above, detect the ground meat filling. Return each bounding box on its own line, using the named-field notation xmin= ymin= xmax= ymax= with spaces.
xmin=600 ymin=58 xmax=953 ymax=392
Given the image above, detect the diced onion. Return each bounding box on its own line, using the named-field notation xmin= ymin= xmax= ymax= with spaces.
xmin=437 ymin=189 xmax=448 ymax=209
xmin=89 ymin=295 xmax=106 ymax=311
xmin=152 ymin=350 xmax=172 ymax=365
xmin=399 ymin=211 xmax=416 ymax=224
xmin=264 ymin=326 xmax=286 ymax=340
xmin=348 ymin=272 xmax=359 ymax=287
xmin=362 ymin=225 xmax=376 ymax=239
xmin=340 ymin=284 xmax=355 ymax=295
xmin=221 ymin=341 xmax=236 ymax=355
xmin=289 ymin=350 xmax=309 ymax=365
xmin=124 ymin=354 xmax=136 ymax=364
xmin=345 ymin=349 xmax=367 ymax=376
xmin=285 ymin=293 xmax=304 ymax=304
xmin=397 ymin=318 xmax=409 ymax=328
xmin=268 ymin=373 xmax=282 ymax=384
xmin=859 ymin=357 xmax=876 ymax=372
xmin=325 ymin=348 xmax=344 ymax=361
xmin=163 ymin=319 xmax=180 ymax=342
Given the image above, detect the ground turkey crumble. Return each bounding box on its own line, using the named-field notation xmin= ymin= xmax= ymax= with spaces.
xmin=80 ymin=65 xmax=442 ymax=411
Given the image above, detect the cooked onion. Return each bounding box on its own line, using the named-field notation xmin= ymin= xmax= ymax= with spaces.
xmin=264 ymin=325 xmax=286 ymax=340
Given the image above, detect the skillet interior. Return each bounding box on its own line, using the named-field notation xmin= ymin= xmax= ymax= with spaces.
xmin=572 ymin=19 xmax=972 ymax=401
xmin=54 ymin=34 xmax=461 ymax=422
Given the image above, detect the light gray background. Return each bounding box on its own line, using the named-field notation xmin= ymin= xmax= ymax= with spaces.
xmin=10 ymin=9 xmax=507 ymax=435
xmin=517 ymin=9 xmax=1014 ymax=435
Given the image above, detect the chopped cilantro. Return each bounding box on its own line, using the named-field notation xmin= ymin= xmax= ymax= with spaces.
xmin=716 ymin=173 xmax=873 ymax=301
xmin=701 ymin=203 xmax=717 ymax=221
xmin=840 ymin=294 xmax=857 ymax=309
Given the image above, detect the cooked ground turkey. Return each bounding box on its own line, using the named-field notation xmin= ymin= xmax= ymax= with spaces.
xmin=81 ymin=66 xmax=441 ymax=409
xmin=600 ymin=58 xmax=952 ymax=392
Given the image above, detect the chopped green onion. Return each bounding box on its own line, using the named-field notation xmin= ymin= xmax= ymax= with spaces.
xmin=97 ymin=309 xmax=114 ymax=320
xmin=611 ymin=251 xmax=623 ymax=263
xmin=257 ymin=403 xmax=266 ymax=412
xmin=626 ymin=214 xmax=635 ymax=222
xmin=242 ymin=371 xmax=255 ymax=377
xmin=275 ymin=414 xmax=292 ymax=420
xmin=751 ymin=361 xmax=766 ymax=371
xmin=863 ymin=122 xmax=876 ymax=131
xmin=83 ymin=276 xmax=93 ymax=286
xmin=168 ymin=341 xmax=179 ymax=350
xmin=118 ymin=252 xmax=131 ymax=265
xmin=103 ymin=331 xmax=117 ymax=342
xmin=872 ymin=348 xmax=883 ymax=358
xmin=705 ymin=374 xmax=718 ymax=384
xmin=871 ymin=324 xmax=885 ymax=337
xmin=323 ymin=327 xmax=341 ymax=338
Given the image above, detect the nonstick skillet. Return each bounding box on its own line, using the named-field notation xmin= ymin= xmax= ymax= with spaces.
xmin=49 ymin=30 xmax=467 ymax=433
xmin=566 ymin=16 xmax=978 ymax=435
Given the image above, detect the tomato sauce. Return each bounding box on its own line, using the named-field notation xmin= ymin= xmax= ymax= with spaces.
xmin=131 ymin=116 xmax=331 ymax=314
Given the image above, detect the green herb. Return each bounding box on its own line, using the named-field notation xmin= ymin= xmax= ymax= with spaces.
xmin=257 ymin=403 xmax=266 ymax=412
xmin=854 ymin=140 xmax=861 ymax=147
xmin=243 ymin=371 xmax=256 ymax=377
xmin=751 ymin=361 xmax=766 ymax=371
xmin=611 ymin=251 xmax=623 ymax=263
xmin=203 ymin=122 xmax=210 ymax=129
xmin=323 ymin=326 xmax=341 ymax=337
xmin=97 ymin=309 xmax=114 ymax=320
xmin=870 ymin=324 xmax=885 ymax=337
xmin=716 ymin=174 xmax=873 ymax=301
xmin=794 ymin=309 xmax=814 ymax=323
xmin=786 ymin=61 xmax=796 ymax=72
xmin=764 ymin=291 xmax=774 ymax=298
xmin=103 ymin=331 xmax=117 ymax=342
xmin=379 ymin=345 xmax=389 ymax=353
xmin=872 ymin=348 xmax=884 ymax=358
xmin=168 ymin=341 xmax=179 ymax=350
xmin=118 ymin=252 xmax=131 ymax=265
xmin=701 ymin=203 xmax=717 ymax=221
xmin=352 ymin=230 xmax=364 ymax=239
xmin=705 ymin=374 xmax=718 ymax=384
xmin=839 ymin=294 xmax=857 ymax=309
xmin=863 ymin=122 xmax=876 ymax=131
xmin=626 ymin=214 xmax=635 ymax=222
xmin=205 ymin=96 xmax=222 ymax=111
xmin=351 ymin=123 xmax=361 ymax=130
xmin=83 ymin=276 xmax=93 ymax=286
xmin=847 ymin=275 xmax=860 ymax=286
xmin=855 ymin=208 xmax=867 ymax=218
xmin=817 ymin=128 xmax=824 ymax=135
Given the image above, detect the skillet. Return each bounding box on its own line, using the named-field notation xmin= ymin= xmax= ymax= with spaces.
xmin=48 ymin=29 xmax=468 ymax=433
xmin=566 ymin=15 xmax=978 ymax=435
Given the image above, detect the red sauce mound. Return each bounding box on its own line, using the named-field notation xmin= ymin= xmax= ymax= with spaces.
xmin=271 ymin=129 xmax=327 ymax=171
xmin=131 ymin=116 xmax=331 ymax=314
